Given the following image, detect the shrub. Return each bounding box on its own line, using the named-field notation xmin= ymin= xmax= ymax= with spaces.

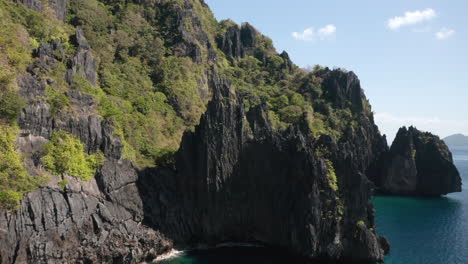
xmin=271 ymin=95 xmax=289 ymax=110
xmin=0 ymin=190 xmax=22 ymax=210
xmin=278 ymin=105 xmax=302 ymax=124
xmin=325 ymin=159 xmax=338 ymax=191
xmin=158 ymin=56 xmax=205 ymax=125
xmin=46 ymin=85 xmax=70 ymax=114
xmin=290 ymin=93 xmax=305 ymax=107
xmin=0 ymin=124 xmax=45 ymax=209
xmin=58 ymin=179 xmax=68 ymax=190
xmin=0 ymin=88 xmax=26 ymax=120
xmin=0 ymin=70 xmax=26 ymax=121
xmin=41 ymin=131 xmax=104 ymax=181
xmin=154 ymin=147 xmax=177 ymax=169
xmin=356 ymin=220 xmax=366 ymax=228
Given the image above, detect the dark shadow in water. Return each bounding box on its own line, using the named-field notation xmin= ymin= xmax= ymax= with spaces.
xmin=158 ymin=246 xmax=378 ymax=264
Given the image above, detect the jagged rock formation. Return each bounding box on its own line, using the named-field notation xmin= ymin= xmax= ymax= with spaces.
xmin=169 ymin=74 xmax=388 ymax=262
xmin=0 ymin=19 xmax=391 ymax=262
xmin=1 ymin=26 xmax=171 ymax=263
xmin=1 ymin=51 xmax=389 ymax=263
xmin=65 ymin=27 xmax=97 ymax=86
xmin=218 ymin=22 xmax=293 ymax=71
xmin=160 ymin=0 xmax=217 ymax=63
xmin=5 ymin=0 xmax=454 ymax=263
xmin=375 ymin=126 xmax=462 ymax=196
xmin=316 ymin=69 xmax=364 ymax=112
xmin=218 ymin=23 xmax=260 ymax=59
xmin=0 ymin=160 xmax=173 ymax=263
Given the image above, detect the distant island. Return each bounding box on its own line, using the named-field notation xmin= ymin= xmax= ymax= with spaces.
xmin=443 ymin=134 xmax=468 ymax=147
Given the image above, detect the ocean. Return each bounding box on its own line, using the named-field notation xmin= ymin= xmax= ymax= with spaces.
xmin=160 ymin=147 xmax=468 ymax=264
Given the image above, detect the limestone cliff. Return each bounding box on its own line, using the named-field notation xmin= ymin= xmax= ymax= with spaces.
xmin=375 ymin=126 xmax=462 ymax=196
xmin=2 ymin=0 xmax=449 ymax=263
xmin=171 ymin=73 xmax=388 ymax=262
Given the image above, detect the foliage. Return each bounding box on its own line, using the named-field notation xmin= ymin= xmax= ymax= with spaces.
xmin=157 ymin=56 xmax=206 ymax=125
xmin=325 ymin=159 xmax=338 ymax=191
xmin=0 ymin=0 xmax=72 ymax=46
xmin=411 ymin=149 xmax=417 ymax=160
xmin=0 ymin=0 xmax=368 ymax=170
xmin=58 ymin=179 xmax=68 ymax=190
xmin=41 ymin=131 xmax=104 ymax=181
xmin=0 ymin=125 xmax=45 ymax=209
xmin=0 ymin=190 xmax=22 ymax=210
xmin=154 ymin=147 xmax=177 ymax=169
xmin=0 ymin=70 xmax=26 ymax=121
xmin=356 ymin=220 xmax=366 ymax=228
xmin=46 ymin=85 xmax=70 ymax=115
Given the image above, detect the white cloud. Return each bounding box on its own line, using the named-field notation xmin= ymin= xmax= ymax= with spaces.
xmin=435 ymin=28 xmax=455 ymax=40
xmin=374 ymin=112 xmax=468 ymax=144
xmin=387 ymin=8 xmax=436 ymax=30
xmin=292 ymin=24 xmax=336 ymax=42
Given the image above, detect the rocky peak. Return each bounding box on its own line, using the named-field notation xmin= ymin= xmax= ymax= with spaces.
xmin=376 ymin=126 xmax=462 ymax=196
xmin=246 ymin=103 xmax=273 ymax=139
xmin=280 ymin=51 xmax=294 ymax=73
xmin=160 ymin=0 xmax=217 ymax=63
xmin=218 ymin=25 xmax=243 ymax=59
xmin=217 ymin=22 xmax=279 ymax=63
xmin=65 ymin=27 xmax=97 ymax=85
xmin=319 ymin=69 xmax=364 ymax=112
xmin=240 ymin=22 xmax=258 ymax=49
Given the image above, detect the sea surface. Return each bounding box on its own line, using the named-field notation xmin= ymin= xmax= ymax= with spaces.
xmin=160 ymin=147 xmax=468 ymax=264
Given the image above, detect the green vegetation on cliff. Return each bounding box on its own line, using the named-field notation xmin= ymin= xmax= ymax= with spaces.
xmin=0 ymin=0 xmax=375 ymax=209
xmin=0 ymin=125 xmax=45 ymax=209
xmin=42 ymin=131 xmax=104 ymax=181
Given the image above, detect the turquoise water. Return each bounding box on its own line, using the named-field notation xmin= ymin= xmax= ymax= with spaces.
xmin=161 ymin=147 xmax=468 ymax=264
xmin=374 ymin=146 xmax=468 ymax=264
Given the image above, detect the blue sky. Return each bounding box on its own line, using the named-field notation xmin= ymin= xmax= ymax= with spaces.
xmin=205 ymin=0 xmax=468 ymax=142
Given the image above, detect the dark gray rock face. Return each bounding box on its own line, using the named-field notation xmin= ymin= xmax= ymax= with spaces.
xmin=1 ymin=4 xmax=392 ymax=263
xmin=14 ymin=0 xmax=66 ymax=21
xmin=240 ymin=23 xmax=258 ymax=49
xmin=376 ymin=126 xmax=462 ymax=196
xmin=172 ymin=74 xmax=387 ymax=262
xmin=14 ymin=0 xmax=41 ymax=14
xmin=280 ymin=51 xmax=294 ymax=73
xmin=48 ymin=0 xmax=66 ymax=21
xmin=218 ymin=23 xmax=263 ymax=61
xmin=317 ymin=69 xmax=365 ymax=112
xmin=0 ymin=159 xmax=172 ymax=264
xmin=17 ymin=73 xmax=122 ymax=159
xmin=218 ymin=25 xmax=244 ymax=59
xmin=159 ymin=0 xmax=216 ymax=63
xmin=66 ymin=27 xmax=97 ymax=85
